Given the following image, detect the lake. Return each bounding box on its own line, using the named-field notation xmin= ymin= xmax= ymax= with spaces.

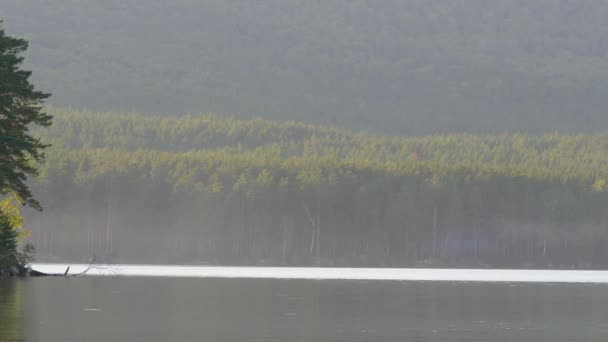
xmin=2 ymin=273 xmax=608 ymax=341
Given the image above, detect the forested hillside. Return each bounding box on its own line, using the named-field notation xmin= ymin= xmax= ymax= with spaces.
xmin=23 ymin=110 xmax=608 ymax=268
xmin=3 ymin=1 xmax=608 ymax=134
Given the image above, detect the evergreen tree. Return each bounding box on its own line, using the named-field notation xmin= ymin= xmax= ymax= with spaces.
xmin=0 ymin=212 xmax=18 ymax=272
xmin=0 ymin=21 xmax=51 ymax=210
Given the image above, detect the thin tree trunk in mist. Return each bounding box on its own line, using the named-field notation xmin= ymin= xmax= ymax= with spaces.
xmin=442 ymin=231 xmax=450 ymax=258
xmin=87 ymin=228 xmax=92 ymax=257
xmin=280 ymin=216 xmax=293 ymax=265
xmin=282 ymin=220 xmax=288 ymax=264
xmin=432 ymin=206 xmax=437 ymax=258
xmin=315 ymin=194 xmax=321 ymax=262
xmin=105 ymin=179 xmax=113 ymax=259
xmin=303 ymin=202 xmax=316 ymax=256
xmin=49 ymin=231 xmax=54 ymax=257
xmin=474 ymin=221 xmax=480 ymax=259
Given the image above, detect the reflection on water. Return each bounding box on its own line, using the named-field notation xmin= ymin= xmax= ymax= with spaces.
xmin=3 ymin=277 xmax=608 ymax=341
xmin=0 ymin=280 xmax=24 ymax=341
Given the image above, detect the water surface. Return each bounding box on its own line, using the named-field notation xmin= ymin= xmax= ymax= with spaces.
xmin=2 ymin=277 xmax=608 ymax=341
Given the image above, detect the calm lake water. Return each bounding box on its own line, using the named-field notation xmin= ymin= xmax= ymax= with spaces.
xmin=2 ymin=277 xmax=608 ymax=341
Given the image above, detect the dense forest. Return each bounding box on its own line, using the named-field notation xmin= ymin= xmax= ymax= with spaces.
xmin=3 ymin=1 xmax=608 ymax=134
xmin=22 ymin=110 xmax=608 ymax=268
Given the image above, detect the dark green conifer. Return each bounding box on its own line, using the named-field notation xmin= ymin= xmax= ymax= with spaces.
xmin=0 ymin=212 xmax=18 ymax=272
xmin=0 ymin=21 xmax=51 ymax=210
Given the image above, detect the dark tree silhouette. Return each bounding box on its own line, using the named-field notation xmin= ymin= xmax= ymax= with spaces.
xmin=0 ymin=21 xmax=51 ymax=210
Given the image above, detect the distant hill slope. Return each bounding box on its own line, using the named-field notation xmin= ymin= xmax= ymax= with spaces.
xmin=4 ymin=0 xmax=608 ymax=134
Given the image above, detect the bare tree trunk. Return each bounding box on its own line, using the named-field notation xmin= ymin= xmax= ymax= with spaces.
xmin=474 ymin=221 xmax=479 ymax=259
xmin=49 ymin=231 xmax=54 ymax=258
xmin=442 ymin=231 xmax=450 ymax=258
xmin=105 ymin=181 xmax=113 ymax=259
xmin=315 ymin=194 xmax=321 ymax=262
xmin=87 ymin=228 xmax=92 ymax=258
xmin=303 ymin=202 xmax=316 ymax=256
xmin=281 ymin=217 xmax=290 ymax=264
xmin=432 ymin=207 xmax=437 ymax=258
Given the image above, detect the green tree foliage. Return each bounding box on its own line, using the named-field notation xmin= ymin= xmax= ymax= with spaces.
xmin=0 ymin=197 xmax=34 ymax=275
xmin=24 ymin=109 xmax=608 ymax=268
xmin=0 ymin=212 xmax=18 ymax=271
xmin=0 ymin=22 xmax=51 ymax=210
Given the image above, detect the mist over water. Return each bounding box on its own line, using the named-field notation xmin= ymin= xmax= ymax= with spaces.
xmin=29 ymin=263 xmax=608 ymax=283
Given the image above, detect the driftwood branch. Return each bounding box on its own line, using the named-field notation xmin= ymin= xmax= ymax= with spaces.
xmin=28 ymin=255 xmax=116 ymax=277
xmin=72 ymin=256 xmax=97 ymax=276
xmin=72 ymin=256 xmax=115 ymax=276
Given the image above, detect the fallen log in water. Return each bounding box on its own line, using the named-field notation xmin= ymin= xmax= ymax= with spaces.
xmin=28 ymin=267 xmax=67 ymax=277
xmin=28 ymin=257 xmax=98 ymax=277
xmin=0 ymin=265 xmax=61 ymax=277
